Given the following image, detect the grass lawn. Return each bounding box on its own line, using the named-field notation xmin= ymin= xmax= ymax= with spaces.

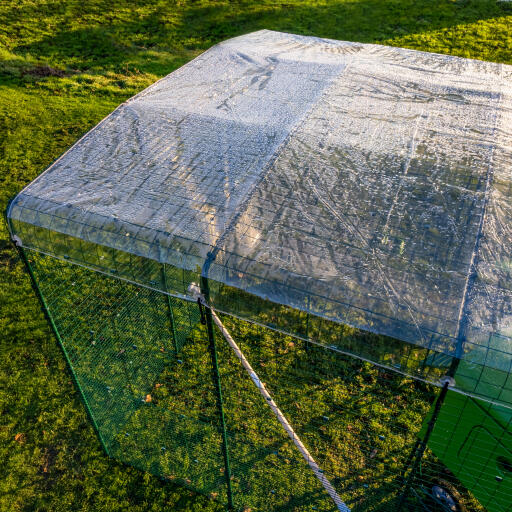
xmin=1 ymin=1 xmax=511 ymax=511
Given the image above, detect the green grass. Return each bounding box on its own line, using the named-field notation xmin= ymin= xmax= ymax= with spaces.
xmin=1 ymin=1 xmax=511 ymax=511
xmin=9 ymin=250 xmax=449 ymax=512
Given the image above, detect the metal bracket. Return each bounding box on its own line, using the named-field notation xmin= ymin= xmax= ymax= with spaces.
xmin=11 ymin=234 xmax=22 ymax=247
xmin=189 ymin=282 xmax=207 ymax=324
xmin=188 ymin=282 xmax=203 ymax=301
xmin=439 ymin=375 xmax=456 ymax=387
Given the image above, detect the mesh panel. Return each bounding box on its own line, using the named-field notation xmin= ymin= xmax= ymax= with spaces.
xmin=214 ymin=315 xmax=487 ymax=511
xmin=22 ymin=249 xmax=510 ymax=511
xmin=416 ymin=392 xmax=512 ymax=512
xmin=25 ymin=250 xmax=226 ymax=498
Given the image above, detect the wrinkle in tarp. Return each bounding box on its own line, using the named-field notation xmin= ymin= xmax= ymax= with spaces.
xmin=7 ymin=30 xmax=512 ymax=405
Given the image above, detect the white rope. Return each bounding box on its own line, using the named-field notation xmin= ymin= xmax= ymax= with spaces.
xmin=189 ymin=284 xmax=350 ymax=512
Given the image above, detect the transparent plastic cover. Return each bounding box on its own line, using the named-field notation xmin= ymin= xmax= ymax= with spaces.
xmin=8 ymin=30 xmax=512 ymax=398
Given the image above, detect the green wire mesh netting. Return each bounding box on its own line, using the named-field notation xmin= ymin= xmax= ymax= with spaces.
xmin=19 ymin=249 xmax=512 ymax=511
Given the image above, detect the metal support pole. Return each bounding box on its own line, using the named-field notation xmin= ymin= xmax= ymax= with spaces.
xmin=12 ymin=241 xmax=110 ymax=456
xmin=398 ymin=358 xmax=459 ymax=510
xmin=305 ymin=294 xmax=311 ymax=352
xmin=161 ymin=264 xmax=179 ymax=356
xmin=200 ymin=267 xmax=234 ymax=510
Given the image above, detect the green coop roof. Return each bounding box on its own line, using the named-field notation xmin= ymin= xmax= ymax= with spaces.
xmin=7 ymin=30 xmax=512 ymax=404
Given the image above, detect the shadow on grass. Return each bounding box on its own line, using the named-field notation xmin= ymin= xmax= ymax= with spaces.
xmin=10 ymin=0 xmax=512 ymax=75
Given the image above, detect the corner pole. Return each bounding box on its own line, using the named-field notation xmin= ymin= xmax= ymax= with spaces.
xmin=200 ymin=253 xmax=234 ymax=510
xmin=11 ymin=239 xmax=110 ymax=456
xmin=397 ymin=358 xmax=459 ymax=509
xmin=305 ymin=294 xmax=311 ymax=352
xmin=161 ymin=264 xmax=179 ymax=356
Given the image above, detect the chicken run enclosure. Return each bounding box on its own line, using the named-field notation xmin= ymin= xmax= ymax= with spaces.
xmin=6 ymin=31 xmax=512 ymax=512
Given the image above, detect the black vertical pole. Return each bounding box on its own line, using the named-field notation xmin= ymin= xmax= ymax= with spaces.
xmin=12 ymin=240 xmax=110 ymax=456
xmin=161 ymin=264 xmax=179 ymax=356
xmin=305 ymin=294 xmax=311 ymax=352
xmin=397 ymin=358 xmax=459 ymax=510
xmin=200 ymin=253 xmax=234 ymax=510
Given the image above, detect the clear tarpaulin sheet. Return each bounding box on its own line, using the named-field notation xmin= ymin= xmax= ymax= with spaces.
xmin=7 ymin=30 xmax=512 ymax=402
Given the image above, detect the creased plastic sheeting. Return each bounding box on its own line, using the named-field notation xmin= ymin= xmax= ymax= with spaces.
xmin=9 ymin=31 xmax=344 ymax=269
xmin=7 ymin=30 xmax=512 ymax=393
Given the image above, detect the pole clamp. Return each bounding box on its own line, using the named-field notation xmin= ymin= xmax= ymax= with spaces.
xmin=197 ymin=298 xmax=207 ymax=325
xmin=189 ymin=283 xmax=208 ymax=324
xmin=11 ymin=235 xmax=22 ymax=247
xmin=439 ymin=375 xmax=456 ymax=387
